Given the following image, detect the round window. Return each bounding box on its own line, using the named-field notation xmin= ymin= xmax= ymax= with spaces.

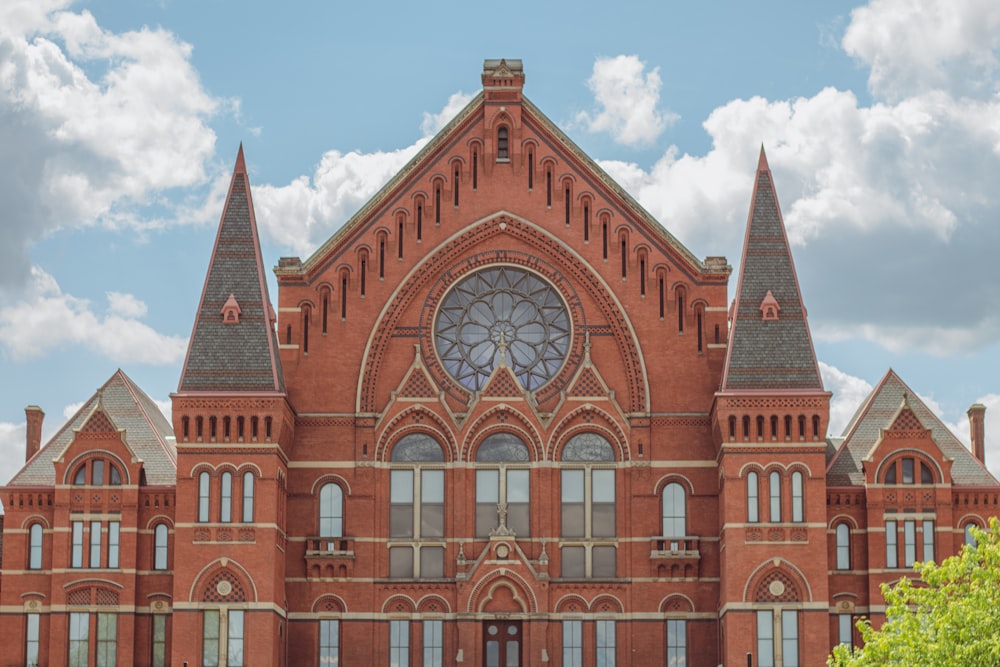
xmin=434 ymin=266 xmax=571 ymax=391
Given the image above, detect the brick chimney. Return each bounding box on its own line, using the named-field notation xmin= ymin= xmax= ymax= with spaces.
xmin=25 ymin=405 xmax=44 ymax=462
xmin=968 ymin=403 xmax=986 ymax=464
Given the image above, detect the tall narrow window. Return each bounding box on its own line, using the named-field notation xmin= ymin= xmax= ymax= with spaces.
xmin=154 ymin=524 xmax=169 ymax=570
xmin=781 ymin=610 xmax=799 ymax=667
xmin=454 ymin=168 xmax=459 ymax=206
xmin=93 ymin=460 xmax=105 ymax=485
xmin=791 ymin=471 xmax=804 ymax=523
xmin=602 ymin=220 xmax=608 ymax=259
xmin=303 ymin=309 xmax=310 ymax=353
xmin=341 ymin=275 xmax=347 ymax=319
xmin=416 ymin=204 xmax=423 ymax=241
xmin=677 ymin=293 xmax=685 ymax=333
xmin=667 ymin=619 xmax=686 ymax=666
xmin=836 ymin=523 xmax=850 ymax=570
xmin=769 ymin=471 xmax=781 ymax=522
xmin=583 ymin=204 xmax=590 ymax=241
xmin=435 ymin=186 xmax=441 ymax=223
xmin=26 ymin=613 xmax=40 ymax=667
xmin=472 ymin=151 xmax=478 ymax=190
xmin=198 ymin=471 xmax=210 ymax=523
xmin=96 ymin=613 xmax=117 ymax=667
xmin=203 ymin=611 xmax=220 ymax=667
xmin=640 ymin=257 xmax=646 ymax=296
xmin=561 ymin=433 xmax=616 ymax=578
xmin=886 ymin=520 xmax=898 ymax=568
xmin=322 ymin=292 xmax=329 ymax=334
xmin=68 ymin=612 xmax=89 ymax=667
xmin=152 ymin=615 xmax=166 ymax=667
xmin=562 ymin=620 xmax=582 ymax=667
xmin=902 ymin=458 xmax=915 ymax=484
xmin=90 ymin=520 xmax=102 ymax=568
xmin=784 ymin=415 xmax=792 ymax=439
xmin=227 ymin=610 xmax=244 ymax=667
xmin=922 ymin=520 xmax=935 ymax=562
xmin=424 ymin=619 xmax=443 ymax=667
xmin=747 ymin=472 xmax=760 ymax=523
xmin=398 ymin=221 xmax=404 ymax=259
xmin=697 ymin=310 xmax=703 ymax=352
xmin=904 ymin=520 xmax=917 ymax=566
xmin=596 ymin=620 xmax=616 ymax=667
xmin=528 ymin=151 xmax=534 ymax=189
xmin=379 ymin=238 xmax=385 ymax=279
xmin=360 ymin=258 xmax=366 ymax=297
xmin=319 ymin=483 xmax=344 ymax=538
xmin=658 ymin=276 xmax=665 ymax=318
xmin=546 ymin=170 xmax=552 ymax=206
xmin=390 ymin=620 xmax=410 ymax=667
xmin=389 ymin=434 xmax=446 ymax=579
xmin=756 ymin=610 xmax=774 ymax=667
xmin=29 ymin=523 xmax=42 ymax=569
xmin=242 ymin=472 xmax=254 ymax=522
xmin=320 ymin=619 xmax=340 ymax=666
xmin=497 ymin=127 xmax=509 ymax=160
xmin=71 ymin=521 xmax=84 ymax=568
xmin=220 ymin=472 xmax=233 ymax=523
xmin=108 ymin=521 xmax=120 ymax=569
xmin=565 ymin=187 xmax=571 ymax=225
xmin=661 ymin=483 xmax=686 ymax=544
xmin=620 ymin=237 xmax=627 ymax=278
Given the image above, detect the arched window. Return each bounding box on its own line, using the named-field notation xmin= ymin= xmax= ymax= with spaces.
xmin=198 ymin=472 xmax=210 ymax=523
xmin=73 ymin=466 xmax=87 ymax=485
xmin=154 ymin=524 xmax=169 ymax=570
xmin=835 ymin=523 xmax=850 ymax=570
xmin=747 ymin=472 xmax=760 ymax=523
xmin=389 ymin=433 xmax=445 ymax=578
xmin=220 ymin=472 xmax=233 ymax=523
xmin=561 ymin=433 xmax=616 ymax=578
xmin=476 ymin=433 xmax=531 ymax=537
xmin=661 ymin=483 xmax=686 ymax=542
xmin=769 ymin=471 xmax=782 ymax=522
xmin=28 ymin=523 xmax=43 ymax=569
xmin=791 ymin=471 xmax=804 ymax=523
xmin=319 ymin=483 xmax=344 ymax=538
xmin=242 ymin=472 xmax=255 ymax=523
xmin=965 ymin=522 xmax=979 ymax=547
xmin=497 ymin=126 xmax=509 ymax=160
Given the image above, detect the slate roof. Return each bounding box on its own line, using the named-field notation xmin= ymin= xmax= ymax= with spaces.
xmin=178 ymin=146 xmax=285 ymax=393
xmin=4 ymin=370 xmax=177 ymax=487
xmin=721 ymin=148 xmax=823 ymax=391
xmin=826 ymin=369 xmax=998 ymax=487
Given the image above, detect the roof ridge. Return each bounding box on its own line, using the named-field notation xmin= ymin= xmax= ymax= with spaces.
xmin=117 ymin=369 xmax=176 ymax=465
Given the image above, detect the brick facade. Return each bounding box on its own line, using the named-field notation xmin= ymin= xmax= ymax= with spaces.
xmin=2 ymin=59 xmax=997 ymax=667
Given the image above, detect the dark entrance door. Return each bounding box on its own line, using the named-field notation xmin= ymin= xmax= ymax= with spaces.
xmin=483 ymin=620 xmax=521 ymax=667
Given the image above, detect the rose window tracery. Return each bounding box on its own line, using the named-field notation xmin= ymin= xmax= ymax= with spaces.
xmin=434 ymin=267 xmax=571 ymax=391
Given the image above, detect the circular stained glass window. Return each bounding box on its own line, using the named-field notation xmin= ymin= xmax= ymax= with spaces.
xmin=434 ymin=266 xmax=571 ymax=392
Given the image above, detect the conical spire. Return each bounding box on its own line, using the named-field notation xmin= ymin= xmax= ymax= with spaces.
xmin=178 ymin=146 xmax=285 ymax=393
xmin=721 ymin=147 xmax=823 ymax=391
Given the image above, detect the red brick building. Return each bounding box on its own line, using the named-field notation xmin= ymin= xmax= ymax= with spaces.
xmin=2 ymin=59 xmax=997 ymax=667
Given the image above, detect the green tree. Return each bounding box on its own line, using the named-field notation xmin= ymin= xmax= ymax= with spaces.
xmin=829 ymin=518 xmax=1000 ymax=666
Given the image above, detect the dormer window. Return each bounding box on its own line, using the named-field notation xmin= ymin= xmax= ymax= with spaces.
xmin=760 ymin=290 xmax=780 ymax=321
xmin=882 ymin=457 xmax=935 ymax=485
xmin=221 ymin=293 xmax=242 ymax=325
xmin=497 ymin=126 xmax=509 ymax=161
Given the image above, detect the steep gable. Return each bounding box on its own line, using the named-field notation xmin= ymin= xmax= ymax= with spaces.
xmin=721 ymin=148 xmax=823 ymax=391
xmin=827 ymin=369 xmax=996 ymax=486
xmin=5 ymin=370 xmax=176 ymax=487
xmin=178 ymin=146 xmax=285 ymax=393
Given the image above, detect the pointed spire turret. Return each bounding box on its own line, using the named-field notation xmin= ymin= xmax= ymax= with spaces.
xmin=721 ymin=147 xmax=823 ymax=391
xmin=178 ymin=146 xmax=285 ymax=393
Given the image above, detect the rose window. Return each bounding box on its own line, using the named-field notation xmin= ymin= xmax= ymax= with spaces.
xmin=434 ymin=266 xmax=571 ymax=391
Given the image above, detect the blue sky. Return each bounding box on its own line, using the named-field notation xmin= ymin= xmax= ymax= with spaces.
xmin=2 ymin=0 xmax=1000 ymax=487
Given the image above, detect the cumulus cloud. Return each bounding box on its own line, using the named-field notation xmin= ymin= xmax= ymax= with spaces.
xmin=0 ymin=420 xmax=27 ymax=489
xmin=575 ymin=55 xmax=676 ymax=147
xmin=819 ymin=362 xmax=875 ymax=437
xmin=0 ymin=0 xmax=221 ymax=289
xmin=253 ymin=93 xmax=479 ymax=258
xmin=843 ymin=0 xmax=1000 ymax=100
xmin=0 ymin=267 xmax=187 ymax=364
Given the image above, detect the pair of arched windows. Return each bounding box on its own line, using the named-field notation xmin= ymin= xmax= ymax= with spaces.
xmin=197 ymin=471 xmax=254 ymax=523
xmin=747 ymin=470 xmax=804 ymax=523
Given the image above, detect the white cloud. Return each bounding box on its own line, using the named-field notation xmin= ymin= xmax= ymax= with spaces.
xmin=0 ymin=0 xmax=221 ymax=289
xmin=819 ymin=362 xmax=875 ymax=437
xmin=575 ymin=55 xmax=676 ymax=147
xmin=0 ymin=267 xmax=187 ymax=364
xmin=252 ymin=92 xmax=480 ymax=258
xmin=0 ymin=420 xmax=27 ymax=490
xmin=843 ymin=0 xmax=1000 ymax=100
